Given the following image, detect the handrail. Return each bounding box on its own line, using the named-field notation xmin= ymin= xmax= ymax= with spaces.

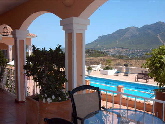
xmin=100 ymin=88 xmax=165 ymax=104
xmin=90 ymin=82 xmax=154 ymax=96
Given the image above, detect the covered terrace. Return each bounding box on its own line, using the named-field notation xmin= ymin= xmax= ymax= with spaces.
xmin=0 ymin=0 xmax=107 ymax=123
xmin=0 ymin=0 xmax=165 ymax=124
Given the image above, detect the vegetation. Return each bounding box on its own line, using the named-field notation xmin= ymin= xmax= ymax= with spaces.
xmin=24 ymin=45 xmax=68 ymax=102
xmin=103 ymin=59 xmax=113 ymax=70
xmin=87 ymin=66 xmax=92 ymax=71
xmin=103 ymin=66 xmax=112 ymax=70
xmin=0 ymin=50 xmax=7 ymax=67
xmin=106 ymin=59 xmax=112 ymax=66
xmin=86 ymin=22 xmax=165 ymax=50
xmin=143 ymin=45 xmax=165 ymax=89
xmin=0 ymin=50 xmax=7 ymax=82
xmin=85 ymin=49 xmax=108 ymax=57
xmin=112 ymin=54 xmax=149 ymax=60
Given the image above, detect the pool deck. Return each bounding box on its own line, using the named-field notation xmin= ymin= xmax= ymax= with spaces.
xmin=88 ymin=70 xmax=157 ymax=86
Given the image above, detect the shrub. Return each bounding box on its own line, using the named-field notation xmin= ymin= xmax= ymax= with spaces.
xmin=24 ymin=45 xmax=68 ymax=103
xmin=103 ymin=66 xmax=112 ymax=70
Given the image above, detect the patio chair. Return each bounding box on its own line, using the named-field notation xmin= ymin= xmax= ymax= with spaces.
xmin=114 ymin=71 xmax=120 ymax=76
xmin=44 ymin=118 xmax=73 ymax=124
xmin=68 ymin=85 xmax=103 ymax=124
xmin=135 ymin=73 xmax=149 ymax=83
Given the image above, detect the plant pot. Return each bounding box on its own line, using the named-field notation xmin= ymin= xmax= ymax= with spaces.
xmin=26 ymin=96 xmax=72 ymax=124
xmin=155 ymin=91 xmax=165 ymax=120
xmin=26 ymin=96 xmax=39 ymax=124
xmin=87 ymin=70 xmax=92 ymax=75
xmin=100 ymin=69 xmax=117 ymax=75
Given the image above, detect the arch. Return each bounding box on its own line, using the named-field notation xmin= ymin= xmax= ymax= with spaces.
xmin=0 ymin=0 xmax=107 ymax=30
xmin=79 ymin=0 xmax=108 ymax=19
xmin=0 ymin=0 xmax=102 ymax=30
xmin=20 ymin=11 xmax=49 ymax=30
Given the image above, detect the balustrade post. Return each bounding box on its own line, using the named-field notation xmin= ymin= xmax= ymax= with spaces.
xmin=117 ymin=85 xmax=124 ymax=104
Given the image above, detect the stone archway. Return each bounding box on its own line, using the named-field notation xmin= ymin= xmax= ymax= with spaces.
xmin=20 ymin=11 xmax=49 ymax=30
xmin=79 ymin=0 xmax=108 ymax=19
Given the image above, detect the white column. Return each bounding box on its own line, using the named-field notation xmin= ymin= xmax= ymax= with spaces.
xmin=27 ymin=45 xmax=32 ymax=56
xmin=7 ymin=45 xmax=12 ymax=62
xmin=60 ymin=17 xmax=90 ymax=90
xmin=12 ymin=29 xmax=29 ymax=102
xmin=0 ymin=34 xmax=2 ymax=40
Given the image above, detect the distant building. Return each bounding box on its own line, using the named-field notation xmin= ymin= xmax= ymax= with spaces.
xmin=0 ymin=25 xmax=36 ymax=62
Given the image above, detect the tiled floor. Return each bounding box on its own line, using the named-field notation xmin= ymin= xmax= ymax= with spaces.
xmin=0 ymin=89 xmax=26 ymax=124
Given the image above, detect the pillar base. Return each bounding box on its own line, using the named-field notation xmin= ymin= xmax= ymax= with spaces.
xmin=15 ymin=99 xmax=25 ymax=103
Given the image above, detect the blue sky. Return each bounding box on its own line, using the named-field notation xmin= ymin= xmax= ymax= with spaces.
xmin=28 ymin=0 xmax=165 ymax=49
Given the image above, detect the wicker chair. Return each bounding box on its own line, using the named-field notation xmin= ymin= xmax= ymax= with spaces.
xmin=68 ymin=85 xmax=102 ymax=124
xmin=44 ymin=118 xmax=73 ymax=124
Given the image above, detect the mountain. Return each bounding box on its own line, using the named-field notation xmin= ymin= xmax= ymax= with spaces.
xmin=86 ymin=22 xmax=165 ymax=50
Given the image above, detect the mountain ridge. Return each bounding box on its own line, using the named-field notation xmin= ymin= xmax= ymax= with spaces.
xmin=86 ymin=21 xmax=165 ymax=50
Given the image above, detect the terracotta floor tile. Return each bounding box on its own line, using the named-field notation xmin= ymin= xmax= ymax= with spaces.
xmin=0 ymin=90 xmax=26 ymax=124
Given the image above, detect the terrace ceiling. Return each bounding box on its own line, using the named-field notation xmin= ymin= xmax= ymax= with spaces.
xmin=0 ymin=0 xmax=28 ymax=15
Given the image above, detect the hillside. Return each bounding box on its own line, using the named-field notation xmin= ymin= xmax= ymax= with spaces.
xmin=86 ymin=22 xmax=165 ymax=50
xmin=85 ymin=56 xmax=146 ymax=68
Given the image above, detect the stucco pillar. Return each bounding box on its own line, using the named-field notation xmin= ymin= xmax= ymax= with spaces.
xmin=7 ymin=45 xmax=12 ymax=62
xmin=13 ymin=29 xmax=29 ymax=102
xmin=60 ymin=17 xmax=90 ymax=90
xmin=27 ymin=45 xmax=32 ymax=56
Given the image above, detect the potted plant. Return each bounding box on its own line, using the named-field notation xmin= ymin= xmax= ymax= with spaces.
xmin=103 ymin=66 xmax=113 ymax=70
xmin=100 ymin=59 xmax=117 ymax=75
xmin=87 ymin=66 xmax=92 ymax=75
xmin=143 ymin=45 xmax=165 ymax=119
xmin=24 ymin=45 xmax=72 ymax=124
xmin=123 ymin=63 xmax=129 ymax=76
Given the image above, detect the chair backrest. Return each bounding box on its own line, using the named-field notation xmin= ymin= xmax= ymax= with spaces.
xmin=68 ymin=85 xmax=101 ymax=124
xmin=44 ymin=118 xmax=73 ymax=124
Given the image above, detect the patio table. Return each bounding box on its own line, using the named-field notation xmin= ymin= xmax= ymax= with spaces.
xmin=82 ymin=108 xmax=165 ymax=124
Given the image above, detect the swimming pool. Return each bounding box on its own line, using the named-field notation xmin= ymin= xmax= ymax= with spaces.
xmin=85 ymin=76 xmax=158 ymax=100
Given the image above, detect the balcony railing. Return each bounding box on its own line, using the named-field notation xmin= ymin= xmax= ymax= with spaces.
xmin=100 ymin=88 xmax=165 ymax=121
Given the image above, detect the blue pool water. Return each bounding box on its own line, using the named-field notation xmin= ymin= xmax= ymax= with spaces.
xmin=85 ymin=76 xmax=159 ymax=100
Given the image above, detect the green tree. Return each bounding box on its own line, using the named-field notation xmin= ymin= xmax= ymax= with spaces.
xmin=143 ymin=45 xmax=165 ymax=88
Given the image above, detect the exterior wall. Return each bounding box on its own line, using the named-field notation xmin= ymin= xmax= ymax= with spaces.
xmin=0 ymin=37 xmax=32 ymax=61
xmin=0 ymin=37 xmax=31 ymax=46
xmin=114 ymin=66 xmax=148 ymax=74
xmin=26 ymin=38 xmax=31 ymax=46
xmin=0 ymin=37 xmax=14 ymax=45
xmin=0 ymin=43 xmax=8 ymax=49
